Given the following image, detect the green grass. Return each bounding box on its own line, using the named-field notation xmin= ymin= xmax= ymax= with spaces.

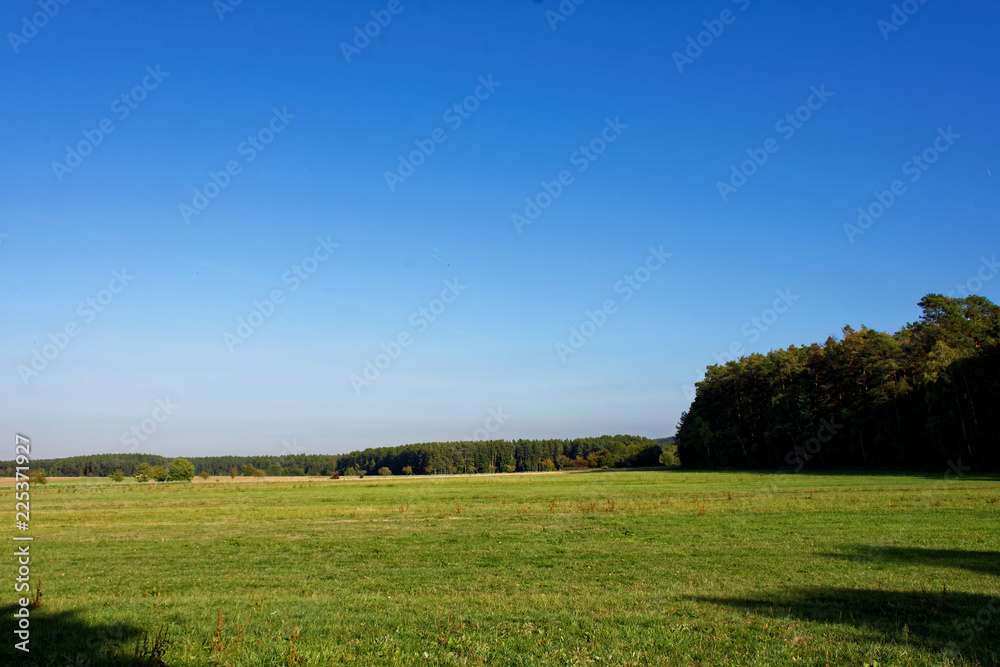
xmin=3 ymin=469 xmax=999 ymax=666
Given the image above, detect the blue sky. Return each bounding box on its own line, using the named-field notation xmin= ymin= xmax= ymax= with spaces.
xmin=2 ymin=0 xmax=998 ymax=459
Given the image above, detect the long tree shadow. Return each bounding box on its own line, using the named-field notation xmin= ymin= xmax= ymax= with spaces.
xmin=822 ymin=546 xmax=1000 ymax=577
xmin=1 ymin=604 xmax=165 ymax=666
xmin=694 ymin=587 xmax=1000 ymax=664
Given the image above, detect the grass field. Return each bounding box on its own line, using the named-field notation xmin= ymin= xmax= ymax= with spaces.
xmin=3 ymin=469 xmax=999 ymax=666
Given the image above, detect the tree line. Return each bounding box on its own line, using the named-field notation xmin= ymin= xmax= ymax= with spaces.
xmin=676 ymin=294 xmax=1000 ymax=471
xmin=0 ymin=436 xmax=670 ymax=478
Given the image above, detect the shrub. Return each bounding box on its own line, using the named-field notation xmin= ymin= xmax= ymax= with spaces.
xmin=541 ymin=458 xmax=556 ymax=472
xmin=378 ymin=467 xmax=392 ymax=476
xmin=109 ymin=470 xmax=125 ymax=482
xmin=241 ymin=464 xmax=255 ymax=476
xmin=330 ymin=472 xmax=340 ymax=480
xmin=252 ymin=468 xmax=267 ymax=477
xmin=229 ymin=467 xmax=237 ymax=479
xmin=199 ymin=470 xmax=211 ymax=480
xmin=150 ymin=465 xmax=168 ymax=482
xmin=660 ymin=444 xmax=679 ymax=467
xmin=134 ymin=462 xmax=152 ymax=483
xmin=28 ymin=468 xmax=47 ymax=485
xmin=402 ymin=466 xmax=413 ymax=475
xmin=167 ymin=458 xmax=195 ymax=482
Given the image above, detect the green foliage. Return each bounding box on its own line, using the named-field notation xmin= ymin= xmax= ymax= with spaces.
xmin=199 ymin=470 xmax=211 ymax=480
xmin=109 ymin=470 xmax=125 ymax=482
xmin=134 ymin=462 xmax=152 ymax=483
xmin=677 ymin=294 xmax=1000 ymax=471
xmin=402 ymin=466 xmax=413 ymax=475
xmin=241 ymin=464 xmax=256 ymax=476
xmin=149 ymin=465 xmax=168 ymax=482
xmin=659 ymin=444 xmax=679 ymax=467
xmin=167 ymin=458 xmax=195 ymax=482
xmin=28 ymin=468 xmax=47 ymax=485
xmin=378 ymin=467 xmax=392 ymax=476
xmin=229 ymin=467 xmax=237 ymax=479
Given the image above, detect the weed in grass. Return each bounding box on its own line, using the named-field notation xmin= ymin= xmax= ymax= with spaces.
xmin=134 ymin=624 xmax=169 ymax=665
xmin=31 ymin=577 xmax=42 ymax=608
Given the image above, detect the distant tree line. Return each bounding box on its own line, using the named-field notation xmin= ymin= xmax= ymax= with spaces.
xmin=677 ymin=295 xmax=1000 ymax=471
xmin=0 ymin=436 xmax=670 ymax=478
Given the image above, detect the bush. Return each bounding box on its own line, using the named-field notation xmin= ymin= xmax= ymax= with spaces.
xmin=241 ymin=464 xmax=256 ymax=476
xmin=402 ymin=466 xmax=413 ymax=475
xmin=167 ymin=458 xmax=195 ymax=482
xmin=252 ymin=468 xmax=267 ymax=477
xmin=198 ymin=470 xmax=211 ymax=480
xmin=378 ymin=467 xmax=392 ymax=476
xmin=109 ymin=470 xmax=125 ymax=482
xmin=330 ymin=472 xmax=340 ymax=480
xmin=541 ymin=459 xmax=557 ymax=472
xmin=150 ymin=465 xmax=168 ymax=482
xmin=134 ymin=462 xmax=152 ymax=483
xmin=660 ymin=444 xmax=679 ymax=467
xmin=28 ymin=468 xmax=47 ymax=485
xmin=229 ymin=467 xmax=237 ymax=479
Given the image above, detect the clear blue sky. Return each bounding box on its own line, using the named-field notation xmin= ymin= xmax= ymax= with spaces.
xmin=2 ymin=0 xmax=998 ymax=459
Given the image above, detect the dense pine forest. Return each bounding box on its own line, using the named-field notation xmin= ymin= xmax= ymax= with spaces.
xmin=0 ymin=435 xmax=667 ymax=478
xmin=676 ymin=294 xmax=1000 ymax=471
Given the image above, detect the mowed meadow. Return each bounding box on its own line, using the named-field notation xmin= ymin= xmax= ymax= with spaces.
xmin=3 ymin=470 xmax=999 ymax=666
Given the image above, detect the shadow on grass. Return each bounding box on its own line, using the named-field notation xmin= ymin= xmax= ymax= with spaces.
xmin=823 ymin=546 xmax=1000 ymax=577
xmin=1 ymin=604 xmax=162 ymax=666
xmin=694 ymin=586 xmax=1000 ymax=664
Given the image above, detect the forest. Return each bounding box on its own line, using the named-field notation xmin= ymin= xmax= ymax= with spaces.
xmin=676 ymin=294 xmax=1000 ymax=471
xmin=0 ymin=435 xmax=668 ymax=478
